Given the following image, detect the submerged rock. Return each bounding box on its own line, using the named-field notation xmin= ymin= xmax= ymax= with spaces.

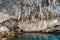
xmin=18 ymin=20 xmax=48 ymax=31
xmin=7 ymin=19 xmax=18 ymax=31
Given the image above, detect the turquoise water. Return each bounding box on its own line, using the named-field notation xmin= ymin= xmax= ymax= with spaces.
xmin=7 ymin=33 xmax=60 ymax=40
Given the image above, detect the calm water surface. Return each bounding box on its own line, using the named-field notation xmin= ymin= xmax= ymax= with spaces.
xmin=7 ymin=33 xmax=60 ymax=40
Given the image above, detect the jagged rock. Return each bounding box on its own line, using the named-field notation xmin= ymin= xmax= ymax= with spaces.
xmin=47 ymin=19 xmax=59 ymax=28
xmin=55 ymin=25 xmax=60 ymax=30
xmin=6 ymin=19 xmax=18 ymax=31
xmin=0 ymin=26 xmax=10 ymax=32
xmin=7 ymin=31 xmax=15 ymax=37
xmin=0 ymin=13 xmax=10 ymax=23
xmin=0 ymin=0 xmax=60 ymax=34
xmin=0 ymin=26 xmax=10 ymax=38
xmin=0 ymin=32 xmax=4 ymax=38
xmin=18 ymin=19 xmax=59 ymax=32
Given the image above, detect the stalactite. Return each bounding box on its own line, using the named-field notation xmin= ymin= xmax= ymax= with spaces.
xmin=30 ymin=0 xmax=34 ymax=6
xmin=52 ymin=0 xmax=56 ymax=6
xmin=39 ymin=0 xmax=42 ymax=18
xmin=24 ymin=0 xmax=27 ymax=6
xmin=48 ymin=0 xmax=51 ymax=5
xmin=17 ymin=5 xmax=21 ymax=20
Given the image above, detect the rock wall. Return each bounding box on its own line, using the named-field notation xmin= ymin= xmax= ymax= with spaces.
xmin=0 ymin=0 xmax=60 ymax=33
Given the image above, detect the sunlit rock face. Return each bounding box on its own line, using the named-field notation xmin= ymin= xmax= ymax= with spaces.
xmin=0 ymin=0 xmax=60 ymax=32
xmin=18 ymin=19 xmax=59 ymax=31
xmin=18 ymin=20 xmax=47 ymax=31
xmin=0 ymin=26 xmax=9 ymax=32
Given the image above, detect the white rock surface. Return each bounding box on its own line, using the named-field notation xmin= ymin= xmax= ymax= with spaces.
xmin=47 ymin=19 xmax=59 ymax=27
xmin=0 ymin=26 xmax=9 ymax=32
xmin=0 ymin=13 xmax=10 ymax=23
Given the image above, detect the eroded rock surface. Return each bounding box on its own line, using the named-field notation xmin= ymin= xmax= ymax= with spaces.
xmin=0 ymin=0 xmax=60 ymax=37
xmin=0 ymin=13 xmax=10 ymax=23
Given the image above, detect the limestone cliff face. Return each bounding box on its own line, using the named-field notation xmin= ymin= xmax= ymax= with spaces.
xmin=0 ymin=0 xmax=60 ymax=32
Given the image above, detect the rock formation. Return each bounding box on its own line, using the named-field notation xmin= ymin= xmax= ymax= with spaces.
xmin=0 ymin=0 xmax=60 ymax=37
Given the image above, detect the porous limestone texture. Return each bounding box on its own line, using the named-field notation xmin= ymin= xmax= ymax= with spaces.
xmin=0 ymin=0 xmax=60 ymax=33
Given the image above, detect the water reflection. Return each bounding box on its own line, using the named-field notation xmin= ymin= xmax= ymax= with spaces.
xmin=7 ymin=33 xmax=60 ymax=40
